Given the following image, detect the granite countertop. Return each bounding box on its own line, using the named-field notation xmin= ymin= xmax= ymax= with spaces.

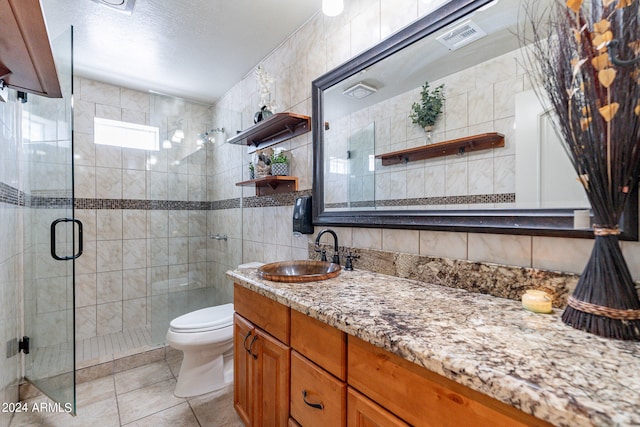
xmin=227 ymin=267 xmax=640 ymax=427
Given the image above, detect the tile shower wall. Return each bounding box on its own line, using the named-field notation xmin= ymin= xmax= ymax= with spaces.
xmin=72 ymin=77 xmax=239 ymax=348
xmin=213 ymin=0 xmax=640 ymax=282
xmin=0 ymin=93 xmax=23 ymax=427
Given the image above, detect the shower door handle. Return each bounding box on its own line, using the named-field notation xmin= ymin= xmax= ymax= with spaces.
xmin=50 ymin=218 xmax=83 ymax=261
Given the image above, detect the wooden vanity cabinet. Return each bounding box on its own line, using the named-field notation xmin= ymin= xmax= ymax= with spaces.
xmin=234 ymin=285 xmax=290 ymax=427
xmin=233 ymin=284 xmax=552 ymax=427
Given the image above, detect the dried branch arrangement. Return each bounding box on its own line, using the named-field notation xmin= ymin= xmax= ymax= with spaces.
xmin=524 ymin=0 xmax=640 ymax=339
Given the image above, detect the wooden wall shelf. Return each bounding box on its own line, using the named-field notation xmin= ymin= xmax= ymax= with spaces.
xmin=236 ymin=176 xmax=298 ymax=196
xmin=375 ymin=132 xmax=505 ymax=166
xmin=227 ymin=112 xmax=310 ymax=148
xmin=0 ymin=0 xmax=62 ymax=98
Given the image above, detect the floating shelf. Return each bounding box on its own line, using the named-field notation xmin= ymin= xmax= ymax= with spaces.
xmin=236 ymin=176 xmax=298 ymax=196
xmin=227 ymin=112 xmax=311 ymax=148
xmin=0 ymin=0 xmax=62 ymax=98
xmin=375 ymin=132 xmax=505 ymax=166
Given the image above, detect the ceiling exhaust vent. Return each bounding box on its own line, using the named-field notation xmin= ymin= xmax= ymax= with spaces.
xmin=343 ymin=82 xmax=377 ymax=99
xmin=436 ymin=20 xmax=486 ymax=51
xmin=90 ymin=0 xmax=136 ymax=14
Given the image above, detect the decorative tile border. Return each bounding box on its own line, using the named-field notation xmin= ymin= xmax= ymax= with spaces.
xmin=326 ymin=192 xmax=516 ymax=210
xmin=0 ymin=182 xmax=25 ymax=206
xmin=243 ymin=189 xmax=312 ymax=208
xmin=310 ymin=243 xmax=579 ymax=308
xmin=1 ymin=181 xmax=278 ymax=211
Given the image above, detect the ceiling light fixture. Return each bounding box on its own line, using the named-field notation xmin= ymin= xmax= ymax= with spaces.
xmin=322 ymin=0 xmax=344 ymax=16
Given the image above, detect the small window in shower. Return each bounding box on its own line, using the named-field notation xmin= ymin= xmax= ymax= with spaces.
xmin=94 ymin=117 xmax=159 ymax=151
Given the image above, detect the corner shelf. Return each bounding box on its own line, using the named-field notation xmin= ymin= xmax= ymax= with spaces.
xmin=236 ymin=176 xmax=298 ymax=196
xmin=227 ymin=112 xmax=311 ymax=148
xmin=375 ymin=132 xmax=505 ymax=166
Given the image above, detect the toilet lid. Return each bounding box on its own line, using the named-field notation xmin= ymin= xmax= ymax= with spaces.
xmin=169 ymin=303 xmax=234 ymax=332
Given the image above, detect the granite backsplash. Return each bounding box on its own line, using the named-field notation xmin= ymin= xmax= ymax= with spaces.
xmin=310 ymin=243 xmax=579 ymax=308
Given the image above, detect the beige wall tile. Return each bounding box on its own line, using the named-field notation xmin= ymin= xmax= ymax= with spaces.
xmin=533 ymin=236 xmax=593 ymax=275
xmin=382 ymin=229 xmax=419 ymax=254
xmin=81 ymin=79 xmax=121 ymax=106
xmin=123 ymin=239 xmax=147 ymax=270
xmin=76 ymin=273 xmax=97 ymax=308
xmin=97 ymin=240 xmax=123 ymax=272
xmin=420 ymin=231 xmax=467 ymax=260
xmin=97 ymin=271 xmax=123 ymax=304
xmin=123 ymin=210 xmax=147 ymax=239
xmin=468 ymin=233 xmax=531 ymax=267
xmin=123 ymin=268 xmax=147 ymax=300
xmin=96 ymin=167 xmax=122 ymax=199
xmin=97 ymin=302 xmax=123 ymax=336
xmin=97 ymin=210 xmax=123 ymax=241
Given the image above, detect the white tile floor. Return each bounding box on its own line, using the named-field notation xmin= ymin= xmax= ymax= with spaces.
xmin=10 ymin=355 xmax=244 ymax=427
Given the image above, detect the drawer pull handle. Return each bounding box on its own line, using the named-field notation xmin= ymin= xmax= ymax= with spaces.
xmin=302 ymin=390 xmax=324 ymax=410
xmin=248 ymin=335 xmax=258 ymax=359
xmin=243 ymin=331 xmax=252 ymax=352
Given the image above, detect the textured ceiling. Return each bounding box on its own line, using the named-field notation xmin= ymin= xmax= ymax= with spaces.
xmin=41 ymin=0 xmax=322 ymax=104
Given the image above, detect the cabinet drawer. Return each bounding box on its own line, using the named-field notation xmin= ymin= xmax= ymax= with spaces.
xmin=234 ymin=283 xmax=290 ymax=344
xmin=348 ymin=337 xmax=551 ymax=427
xmin=291 ymin=309 xmax=346 ymax=380
xmin=347 ymin=387 xmax=409 ymax=427
xmin=291 ymin=350 xmax=346 ymax=427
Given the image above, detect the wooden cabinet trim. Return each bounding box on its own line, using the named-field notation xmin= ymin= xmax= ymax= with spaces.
xmin=291 ymin=308 xmax=347 ymax=381
xmin=347 ymin=387 xmax=410 ymax=427
xmin=254 ymin=328 xmax=291 ymax=426
xmin=234 ymin=283 xmax=290 ymax=344
xmin=233 ymin=314 xmax=254 ymax=426
xmin=348 ymin=336 xmax=552 ymax=427
xmin=290 ymin=350 xmax=346 ymax=427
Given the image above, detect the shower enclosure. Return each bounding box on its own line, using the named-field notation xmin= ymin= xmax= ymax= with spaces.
xmin=22 ymin=27 xmax=77 ymax=414
xmin=147 ymin=97 xmax=243 ymax=345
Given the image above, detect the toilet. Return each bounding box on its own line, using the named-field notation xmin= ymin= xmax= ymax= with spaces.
xmin=166 ymin=303 xmax=234 ymax=397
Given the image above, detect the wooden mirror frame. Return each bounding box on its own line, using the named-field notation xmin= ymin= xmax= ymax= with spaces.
xmin=311 ymin=0 xmax=638 ymax=240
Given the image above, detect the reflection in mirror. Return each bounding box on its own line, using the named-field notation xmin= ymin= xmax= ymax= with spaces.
xmin=312 ymin=0 xmax=637 ymax=238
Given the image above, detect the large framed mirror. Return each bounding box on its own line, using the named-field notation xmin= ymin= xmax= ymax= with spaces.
xmin=312 ymin=0 xmax=638 ymax=239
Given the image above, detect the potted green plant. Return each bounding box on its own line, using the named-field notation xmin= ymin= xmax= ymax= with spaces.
xmin=409 ymin=82 xmax=445 ymax=142
xmin=271 ymin=147 xmax=289 ymax=176
xmin=248 ymin=161 xmax=255 ymax=180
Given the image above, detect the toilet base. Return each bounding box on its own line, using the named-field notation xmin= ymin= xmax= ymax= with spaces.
xmin=174 ymin=348 xmax=233 ymax=397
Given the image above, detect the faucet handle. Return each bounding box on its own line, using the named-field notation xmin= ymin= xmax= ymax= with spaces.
xmin=344 ymin=251 xmax=358 ymax=271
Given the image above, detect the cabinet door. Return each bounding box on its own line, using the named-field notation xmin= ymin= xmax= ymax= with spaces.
xmin=253 ymin=329 xmax=291 ymax=427
xmin=347 ymin=387 xmax=409 ymax=427
xmin=234 ymin=313 xmax=254 ymax=426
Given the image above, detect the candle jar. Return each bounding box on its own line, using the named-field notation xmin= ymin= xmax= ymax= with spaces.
xmin=522 ymin=290 xmax=553 ymax=314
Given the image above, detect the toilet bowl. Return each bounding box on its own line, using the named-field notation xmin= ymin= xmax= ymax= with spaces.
xmin=166 ymin=303 xmax=234 ymax=397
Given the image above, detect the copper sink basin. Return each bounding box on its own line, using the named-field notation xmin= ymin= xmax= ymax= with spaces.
xmin=257 ymin=260 xmax=341 ymax=283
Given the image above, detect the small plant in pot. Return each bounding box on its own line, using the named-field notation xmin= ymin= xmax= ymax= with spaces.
xmin=248 ymin=162 xmax=255 ymax=180
xmin=409 ymin=81 xmax=445 ymax=143
xmin=271 ymin=147 xmax=289 ymax=176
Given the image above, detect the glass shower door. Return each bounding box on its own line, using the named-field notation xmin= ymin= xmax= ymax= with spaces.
xmin=22 ymin=27 xmax=77 ymax=414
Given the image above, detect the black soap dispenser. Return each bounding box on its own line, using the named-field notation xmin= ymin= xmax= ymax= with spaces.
xmin=292 ymin=196 xmax=313 ymax=235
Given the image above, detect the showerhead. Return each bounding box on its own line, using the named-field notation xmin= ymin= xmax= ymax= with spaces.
xmin=196 ymin=128 xmax=225 ymax=145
